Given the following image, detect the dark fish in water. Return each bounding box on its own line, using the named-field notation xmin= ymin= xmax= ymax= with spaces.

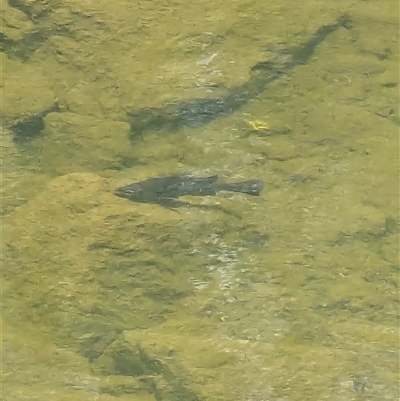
xmin=114 ymin=173 xmax=264 ymax=206
xmin=128 ymin=15 xmax=353 ymax=139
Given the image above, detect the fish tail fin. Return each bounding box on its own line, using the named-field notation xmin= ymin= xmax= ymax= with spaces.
xmin=216 ymin=180 xmax=264 ymax=196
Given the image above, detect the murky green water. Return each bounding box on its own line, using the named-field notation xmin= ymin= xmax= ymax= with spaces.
xmin=1 ymin=0 xmax=399 ymax=400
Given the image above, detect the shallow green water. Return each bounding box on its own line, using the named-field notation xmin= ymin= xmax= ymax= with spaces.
xmin=1 ymin=0 xmax=399 ymax=400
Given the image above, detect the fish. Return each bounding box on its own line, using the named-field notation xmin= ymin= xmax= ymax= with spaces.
xmin=114 ymin=173 xmax=264 ymax=206
xmin=127 ymin=14 xmax=353 ymax=139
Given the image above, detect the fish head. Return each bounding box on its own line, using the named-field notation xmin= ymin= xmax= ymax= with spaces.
xmin=114 ymin=183 xmax=143 ymax=200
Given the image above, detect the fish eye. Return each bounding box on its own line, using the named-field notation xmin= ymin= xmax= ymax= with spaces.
xmin=125 ymin=185 xmax=142 ymax=194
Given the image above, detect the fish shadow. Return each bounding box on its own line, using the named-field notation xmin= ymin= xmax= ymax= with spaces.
xmin=131 ymin=197 xmax=226 ymax=212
